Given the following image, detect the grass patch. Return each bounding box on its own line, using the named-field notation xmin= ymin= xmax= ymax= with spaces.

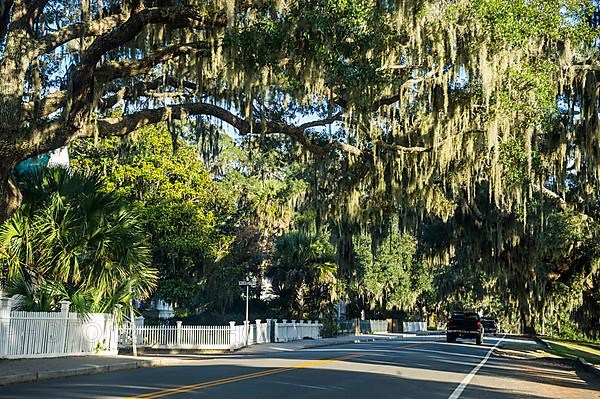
xmin=496 ymin=342 xmax=558 ymax=360
xmin=541 ymin=336 xmax=600 ymax=365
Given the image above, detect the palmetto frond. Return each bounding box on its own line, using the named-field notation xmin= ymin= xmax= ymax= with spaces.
xmin=0 ymin=168 xmax=157 ymax=314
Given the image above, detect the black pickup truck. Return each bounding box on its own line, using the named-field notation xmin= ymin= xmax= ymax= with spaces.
xmin=481 ymin=318 xmax=498 ymax=335
xmin=446 ymin=312 xmax=484 ymax=345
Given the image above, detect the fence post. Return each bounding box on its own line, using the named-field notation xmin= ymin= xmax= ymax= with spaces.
xmin=282 ymin=319 xmax=288 ymax=342
xmin=229 ymin=321 xmax=236 ymax=351
xmin=318 ymin=320 xmax=323 ymax=338
xmin=243 ymin=320 xmax=249 ymax=346
xmin=255 ymin=319 xmax=262 ymax=343
xmin=176 ymin=321 xmax=182 ymax=346
xmin=302 ymin=320 xmax=308 ymax=339
xmin=59 ymin=300 xmax=70 ymax=314
xmin=0 ymin=295 xmax=13 ymax=358
xmin=266 ymin=319 xmax=272 ymax=343
xmin=316 ymin=320 xmax=321 ymax=339
xmin=59 ymin=300 xmax=71 ymax=354
xmin=273 ymin=319 xmax=279 ymax=342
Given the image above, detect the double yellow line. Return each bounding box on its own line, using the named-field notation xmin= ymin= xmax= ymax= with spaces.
xmin=124 ymin=353 xmax=364 ymax=399
xmin=398 ymin=342 xmax=428 ymax=350
xmin=124 ymin=341 xmax=431 ymax=398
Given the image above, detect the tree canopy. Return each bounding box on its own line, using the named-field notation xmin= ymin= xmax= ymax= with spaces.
xmin=0 ymin=0 xmax=598 ymax=228
xmin=0 ymin=0 xmax=599 ymax=335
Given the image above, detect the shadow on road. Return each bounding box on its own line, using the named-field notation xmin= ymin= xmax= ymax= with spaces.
xmin=0 ymin=340 xmax=598 ymax=399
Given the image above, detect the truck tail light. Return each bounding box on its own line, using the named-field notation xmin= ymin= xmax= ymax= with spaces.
xmin=476 ymin=321 xmax=481 ymax=328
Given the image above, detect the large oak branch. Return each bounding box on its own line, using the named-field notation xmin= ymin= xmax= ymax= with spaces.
xmin=100 ymin=77 xmax=201 ymax=109
xmin=94 ymin=41 xmax=211 ymax=81
xmin=68 ymin=6 xmax=226 ymax=129
xmin=35 ymin=12 xmax=130 ymax=56
xmin=94 ymin=103 xmax=338 ymax=155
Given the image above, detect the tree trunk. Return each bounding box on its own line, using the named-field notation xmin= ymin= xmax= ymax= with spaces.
xmin=0 ymin=166 xmax=21 ymax=222
xmin=520 ymin=307 xmax=537 ymax=336
xmin=0 ymin=12 xmax=34 ymax=222
xmin=540 ymin=302 xmax=546 ymax=336
xmin=0 ymin=11 xmax=32 ymax=132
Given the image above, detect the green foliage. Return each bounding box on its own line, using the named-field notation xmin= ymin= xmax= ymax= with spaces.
xmin=499 ymin=138 xmax=542 ymax=186
xmin=355 ymin=233 xmax=430 ymax=313
xmin=0 ymin=168 xmax=156 ymax=314
xmin=545 ymin=280 xmax=587 ymax=339
xmin=544 ymin=211 xmax=596 ymax=261
xmin=3 ymin=0 xmax=599 ymax=337
xmin=319 ymin=317 xmax=339 ymax=338
xmin=225 ymin=0 xmax=399 ymax=107
xmin=498 ymin=60 xmax=557 ymax=122
xmin=473 ymin=0 xmax=595 ymax=47
xmin=71 ymin=125 xmax=234 ymax=312
xmin=540 ymin=211 xmax=600 ymax=339
xmin=268 ymin=232 xmax=338 ymax=319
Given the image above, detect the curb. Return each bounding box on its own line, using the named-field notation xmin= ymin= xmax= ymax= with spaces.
xmin=536 ymin=336 xmax=600 ymax=378
xmin=578 ymin=357 xmax=600 ymax=378
xmin=0 ymin=358 xmax=166 ymax=386
xmin=534 ymin=335 xmax=552 ymax=349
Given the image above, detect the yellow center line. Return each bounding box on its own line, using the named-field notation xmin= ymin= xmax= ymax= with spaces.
xmin=398 ymin=342 xmax=430 ymax=349
xmin=123 ymin=353 xmax=364 ymax=399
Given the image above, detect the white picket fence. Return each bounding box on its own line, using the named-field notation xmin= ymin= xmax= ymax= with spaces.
xmin=338 ymin=319 xmax=389 ymax=334
xmin=273 ymin=319 xmax=322 ymax=342
xmin=0 ymin=297 xmax=117 ymax=359
xmin=1 ymin=293 xmax=322 ymax=357
xmin=403 ymin=321 xmax=427 ymax=332
xmin=120 ymin=322 xmax=234 ymax=350
xmin=125 ymin=324 xmax=232 ymax=349
xmin=119 ymin=319 xmax=322 ymax=351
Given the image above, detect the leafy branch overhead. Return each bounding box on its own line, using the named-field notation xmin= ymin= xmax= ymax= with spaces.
xmin=0 ymin=0 xmax=598 ymax=224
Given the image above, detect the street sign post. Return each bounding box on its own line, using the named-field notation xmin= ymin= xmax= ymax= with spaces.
xmin=239 ymin=279 xmax=257 ymax=345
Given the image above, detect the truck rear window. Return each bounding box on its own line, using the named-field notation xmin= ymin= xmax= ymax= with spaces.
xmin=451 ymin=313 xmax=479 ymax=321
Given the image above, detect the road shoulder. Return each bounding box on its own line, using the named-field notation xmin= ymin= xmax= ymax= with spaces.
xmin=0 ymin=355 xmax=174 ymax=386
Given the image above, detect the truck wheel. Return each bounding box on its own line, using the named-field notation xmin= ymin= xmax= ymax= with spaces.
xmin=476 ymin=335 xmax=483 ymax=345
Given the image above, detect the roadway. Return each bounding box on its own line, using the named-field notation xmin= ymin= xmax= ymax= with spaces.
xmin=1 ymin=336 xmax=599 ymax=398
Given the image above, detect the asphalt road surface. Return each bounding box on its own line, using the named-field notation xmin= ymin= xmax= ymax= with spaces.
xmin=2 ymin=336 xmax=599 ymax=398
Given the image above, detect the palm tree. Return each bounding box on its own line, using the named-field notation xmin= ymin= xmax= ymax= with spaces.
xmin=0 ymin=168 xmax=157 ymax=315
xmin=268 ymin=232 xmax=338 ymax=319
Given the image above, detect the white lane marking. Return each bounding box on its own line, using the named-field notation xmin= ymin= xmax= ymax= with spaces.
xmin=447 ymin=335 xmax=505 ymax=399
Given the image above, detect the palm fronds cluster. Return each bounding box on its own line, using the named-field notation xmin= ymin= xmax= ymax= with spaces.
xmin=0 ymin=168 xmax=157 ymax=316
